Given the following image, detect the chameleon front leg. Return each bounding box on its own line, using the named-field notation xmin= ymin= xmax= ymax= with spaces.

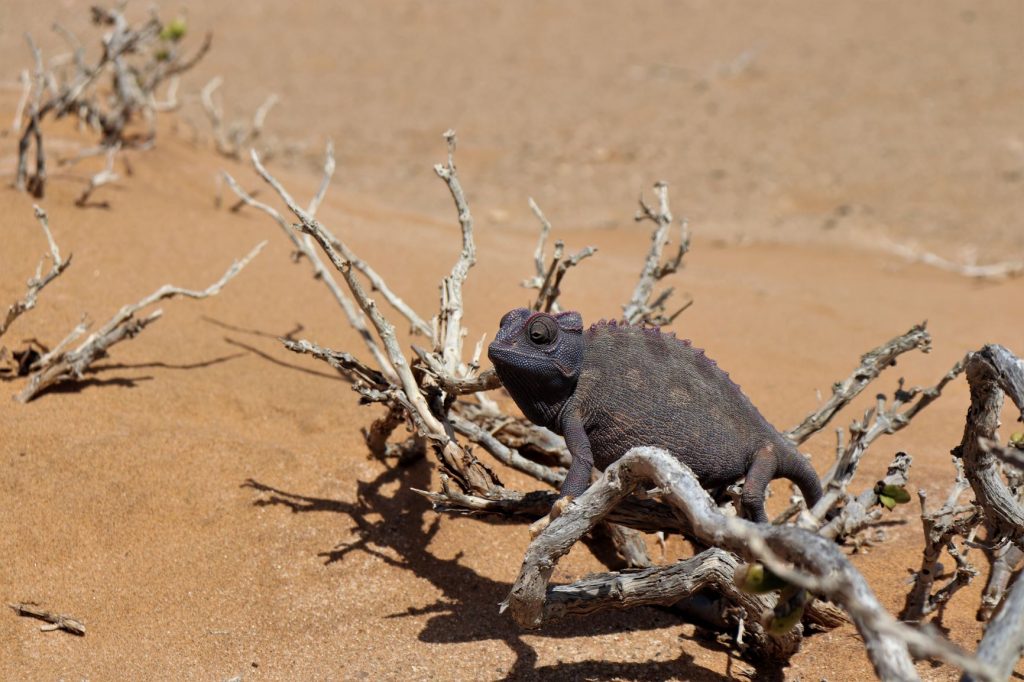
xmin=529 ymin=405 xmax=594 ymax=538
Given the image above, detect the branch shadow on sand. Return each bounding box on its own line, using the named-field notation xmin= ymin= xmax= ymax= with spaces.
xmin=243 ymin=457 xmax=785 ymax=681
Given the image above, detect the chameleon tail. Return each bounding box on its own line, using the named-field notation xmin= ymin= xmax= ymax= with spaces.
xmin=778 ymin=445 xmax=824 ymax=512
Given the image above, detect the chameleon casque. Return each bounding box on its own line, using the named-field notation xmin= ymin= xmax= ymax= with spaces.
xmin=487 ymin=308 xmax=823 ymax=523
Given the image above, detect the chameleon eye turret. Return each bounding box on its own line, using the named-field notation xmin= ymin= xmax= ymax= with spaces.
xmin=527 ymin=316 xmax=558 ymax=345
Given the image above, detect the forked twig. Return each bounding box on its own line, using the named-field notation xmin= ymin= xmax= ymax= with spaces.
xmin=17 ymin=242 xmax=264 ymax=402
xmin=1 ymin=206 xmax=72 ymax=340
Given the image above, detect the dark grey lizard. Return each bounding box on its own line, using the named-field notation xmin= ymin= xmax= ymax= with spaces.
xmin=487 ymin=308 xmax=822 ymax=523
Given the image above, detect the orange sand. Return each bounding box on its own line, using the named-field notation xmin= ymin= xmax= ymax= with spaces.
xmin=1 ymin=2 xmax=1022 ymax=680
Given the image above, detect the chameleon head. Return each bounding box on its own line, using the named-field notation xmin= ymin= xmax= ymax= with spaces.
xmin=487 ymin=308 xmax=585 ymax=426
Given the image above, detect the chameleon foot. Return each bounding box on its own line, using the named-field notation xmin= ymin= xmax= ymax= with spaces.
xmin=528 ymin=495 xmax=575 ymax=539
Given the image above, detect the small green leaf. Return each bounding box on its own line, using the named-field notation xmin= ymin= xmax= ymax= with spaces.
xmin=879 ymin=494 xmax=896 ymax=510
xmin=160 ymin=18 xmax=187 ymax=42
xmin=735 ymin=563 xmax=788 ymax=594
xmin=768 ymin=586 xmax=807 ymax=635
xmin=768 ymin=604 xmax=805 ymax=635
xmin=881 ymin=484 xmax=911 ymax=504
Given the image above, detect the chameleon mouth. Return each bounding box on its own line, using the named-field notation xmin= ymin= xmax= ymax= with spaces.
xmin=486 ymin=340 xmax=539 ymax=367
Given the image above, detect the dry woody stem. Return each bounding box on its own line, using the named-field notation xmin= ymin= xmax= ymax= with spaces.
xmin=17 ymin=241 xmax=264 ymax=402
xmin=14 ymin=5 xmax=210 ymax=199
xmin=9 ymin=602 xmax=85 ymax=636
xmin=0 ymin=206 xmax=71 ymax=340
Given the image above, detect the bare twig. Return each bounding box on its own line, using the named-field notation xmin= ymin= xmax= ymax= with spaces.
xmin=816 ymin=451 xmax=913 ymax=543
xmin=251 ymin=138 xmax=500 ymax=494
xmin=786 ymin=323 xmax=932 ymax=444
xmin=433 ymin=130 xmax=477 ymax=374
xmin=1 ymin=206 xmax=72 ymax=340
xmin=202 ymin=76 xmax=278 ymax=159
xmin=879 ymin=237 xmax=1024 ymax=280
xmin=807 ymin=355 xmax=968 ymax=521
xmin=281 ymin=338 xmax=387 ymax=387
xmin=979 ymin=438 xmax=1024 ymax=471
xmin=9 ymin=602 xmax=85 ymax=636
xmin=11 ymin=69 xmax=30 ymax=134
xmin=522 ymin=198 xmax=597 ymax=313
xmin=622 ymin=182 xmax=692 ymax=325
xmin=75 ymin=143 xmax=120 ymax=206
xmin=223 ymin=160 xmax=399 ymax=381
xmin=977 ymin=542 xmax=1023 ymax=622
xmin=902 ymin=459 xmax=982 ymax=621
xmin=17 ymin=242 xmax=264 ymax=402
xmin=961 ymin=576 xmax=1024 ymax=682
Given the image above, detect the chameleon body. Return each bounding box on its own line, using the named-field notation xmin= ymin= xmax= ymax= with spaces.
xmin=486 ymin=308 xmax=822 ymax=523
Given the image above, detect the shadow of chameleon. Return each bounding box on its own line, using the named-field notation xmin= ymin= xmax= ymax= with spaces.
xmin=242 ymin=454 xmax=788 ymax=681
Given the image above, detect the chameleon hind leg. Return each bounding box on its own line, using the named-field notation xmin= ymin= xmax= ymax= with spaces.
xmin=741 ymin=443 xmax=779 ymax=523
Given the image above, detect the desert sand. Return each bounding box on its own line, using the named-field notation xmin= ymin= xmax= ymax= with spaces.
xmin=0 ymin=1 xmax=1022 ymax=680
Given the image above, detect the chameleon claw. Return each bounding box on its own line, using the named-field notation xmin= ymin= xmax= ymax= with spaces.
xmin=528 ymin=514 xmax=550 ymax=539
xmin=528 ymin=495 xmax=575 ymax=539
xmin=550 ymin=494 xmax=574 ymax=520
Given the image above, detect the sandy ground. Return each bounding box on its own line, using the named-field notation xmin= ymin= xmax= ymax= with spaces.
xmin=0 ymin=1 xmax=1022 ymax=680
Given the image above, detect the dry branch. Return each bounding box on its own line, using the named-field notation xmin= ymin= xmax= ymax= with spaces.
xmin=17 ymin=242 xmax=264 ymax=402
xmin=902 ymin=459 xmax=982 ymax=621
xmin=978 ymin=542 xmax=1023 ymax=622
xmin=522 ymin=198 xmax=597 ymax=313
xmin=201 ymin=76 xmax=278 ymax=160
xmin=807 ymin=354 xmax=968 ymax=522
xmin=962 ymin=571 xmax=1024 ymax=682
xmin=879 ymin=238 xmax=1024 ymax=280
xmin=14 ymin=5 xmax=210 ymax=198
xmin=224 ymin=151 xmax=399 ymax=380
xmin=75 ymin=143 xmax=119 ymax=206
xmin=503 ymin=447 xmax=1000 ymax=681
xmin=622 ymin=181 xmax=692 ymax=325
xmin=817 ymin=450 xmax=913 ymax=543
xmin=8 ymin=602 xmax=85 ymax=636
xmin=250 ymin=135 xmax=501 ymax=496
xmin=1 ymin=206 xmax=71 ymax=340
xmin=954 ymin=345 xmax=1024 ymax=548
xmin=786 ymin=323 xmax=932 ymax=444
xmin=981 ymin=439 xmax=1024 ymax=472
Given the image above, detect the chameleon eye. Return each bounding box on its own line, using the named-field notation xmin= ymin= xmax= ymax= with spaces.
xmin=528 ymin=316 xmax=558 ymax=345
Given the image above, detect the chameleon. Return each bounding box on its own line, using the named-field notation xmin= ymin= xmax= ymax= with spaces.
xmin=486 ymin=308 xmax=823 ymax=523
